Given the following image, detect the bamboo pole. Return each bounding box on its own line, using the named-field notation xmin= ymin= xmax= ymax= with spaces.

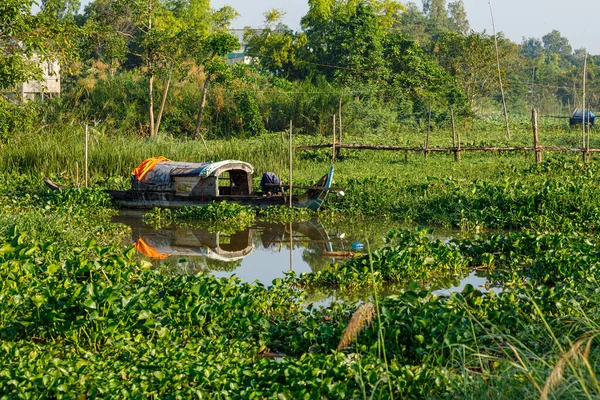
xmin=488 ymin=0 xmax=510 ymax=139
xmin=582 ymin=53 xmax=588 ymax=162
xmin=85 ymin=124 xmax=89 ymax=188
xmin=338 ymin=93 xmax=343 ymax=158
xmin=457 ymin=126 xmax=461 ymax=162
xmin=532 ymin=108 xmax=541 ymax=164
xmin=289 ymin=120 xmax=293 ymax=208
xmin=450 ymin=107 xmax=458 ymax=162
xmin=425 ymin=103 xmax=431 ymax=160
xmin=332 ymin=114 xmax=336 ymax=163
xmin=296 ymin=143 xmax=600 ymax=153
xmin=289 ymin=221 xmax=293 ymax=271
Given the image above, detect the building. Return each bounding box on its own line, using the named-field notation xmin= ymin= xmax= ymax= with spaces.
xmin=18 ymin=54 xmax=60 ymax=100
xmin=226 ymin=29 xmax=256 ymax=65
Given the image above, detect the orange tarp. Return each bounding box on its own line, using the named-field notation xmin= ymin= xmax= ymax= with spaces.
xmin=131 ymin=156 xmax=170 ymax=182
xmin=134 ymin=238 xmax=169 ymax=260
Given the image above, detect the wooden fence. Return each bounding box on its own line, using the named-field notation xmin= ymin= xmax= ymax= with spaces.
xmin=296 ymin=109 xmax=596 ymax=164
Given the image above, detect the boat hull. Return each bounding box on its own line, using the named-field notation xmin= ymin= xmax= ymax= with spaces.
xmin=105 ymin=190 xmax=318 ymax=210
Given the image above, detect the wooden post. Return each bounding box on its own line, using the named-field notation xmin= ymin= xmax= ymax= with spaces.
xmin=532 ymin=108 xmax=541 ymax=164
xmin=587 ymin=112 xmax=592 ymax=162
xmin=457 ymin=127 xmax=461 ymax=162
xmin=450 ymin=107 xmax=458 ymax=162
xmin=581 ymin=53 xmax=587 ymax=162
xmin=289 ymin=221 xmax=293 ymax=271
xmin=488 ymin=0 xmax=510 ymax=139
xmin=85 ymin=124 xmax=89 ymax=188
xmin=289 ymin=120 xmax=293 ymax=208
xmin=332 ymin=114 xmax=336 ymax=163
xmin=338 ymin=93 xmax=343 ymax=158
xmin=425 ymin=104 xmax=431 ymax=160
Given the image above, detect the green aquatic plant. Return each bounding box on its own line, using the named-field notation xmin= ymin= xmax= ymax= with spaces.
xmin=257 ymin=205 xmax=316 ymax=224
xmin=300 ymin=229 xmax=469 ymax=291
xmin=142 ymin=202 xmax=256 ymax=233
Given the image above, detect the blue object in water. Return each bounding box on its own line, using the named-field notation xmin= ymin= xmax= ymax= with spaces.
xmin=351 ymin=242 xmax=364 ymax=251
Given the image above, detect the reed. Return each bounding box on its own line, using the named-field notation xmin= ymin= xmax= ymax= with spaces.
xmin=540 ymin=334 xmax=598 ymax=400
xmin=337 ymin=302 xmax=375 ymax=351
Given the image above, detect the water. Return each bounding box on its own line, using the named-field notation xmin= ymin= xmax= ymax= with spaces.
xmin=112 ymin=211 xmax=491 ymax=294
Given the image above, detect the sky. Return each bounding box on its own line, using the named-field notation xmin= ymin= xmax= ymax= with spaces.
xmin=210 ymin=0 xmax=600 ymax=55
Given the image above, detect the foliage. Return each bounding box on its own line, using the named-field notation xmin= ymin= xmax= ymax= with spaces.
xmin=301 ymin=229 xmax=469 ymax=291
xmin=0 ymin=224 xmax=599 ymax=397
xmin=143 ymin=202 xmax=256 ymax=233
xmin=258 ymin=206 xmax=316 ymax=224
xmin=0 ymin=0 xmax=79 ymax=90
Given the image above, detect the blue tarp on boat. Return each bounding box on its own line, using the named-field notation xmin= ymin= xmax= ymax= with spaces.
xmin=136 ymin=160 xmax=254 ymax=185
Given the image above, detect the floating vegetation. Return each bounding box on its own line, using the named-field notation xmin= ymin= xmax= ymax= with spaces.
xmin=300 ymin=229 xmax=469 ymax=291
xmin=258 ymin=205 xmax=316 ymax=223
xmin=143 ymin=202 xmax=256 ymax=233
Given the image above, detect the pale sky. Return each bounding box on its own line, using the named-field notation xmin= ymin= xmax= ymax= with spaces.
xmin=211 ymin=0 xmax=600 ymax=55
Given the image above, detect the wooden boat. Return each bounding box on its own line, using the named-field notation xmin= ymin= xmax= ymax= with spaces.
xmin=102 ymin=158 xmax=337 ymax=211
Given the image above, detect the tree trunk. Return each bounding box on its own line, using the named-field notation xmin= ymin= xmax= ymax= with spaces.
xmin=193 ymin=72 xmax=211 ymax=151
xmin=149 ymin=73 xmax=155 ymax=137
xmin=155 ymin=75 xmax=171 ymax=136
xmin=147 ymin=1 xmax=155 ymax=137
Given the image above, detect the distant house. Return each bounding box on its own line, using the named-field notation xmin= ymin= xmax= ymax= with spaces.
xmin=226 ymin=29 xmax=258 ymax=65
xmin=18 ymin=54 xmax=61 ymax=100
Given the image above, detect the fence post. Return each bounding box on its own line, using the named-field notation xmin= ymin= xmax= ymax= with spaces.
xmin=425 ymin=103 xmax=431 ymax=160
xmin=451 ymin=107 xmax=458 ymax=162
xmin=85 ymin=124 xmax=89 ymax=188
xmin=532 ymin=108 xmax=541 ymax=164
xmin=289 ymin=120 xmax=293 ymax=208
xmin=332 ymin=114 xmax=336 ymax=163
xmin=337 ymin=94 xmax=343 ymax=158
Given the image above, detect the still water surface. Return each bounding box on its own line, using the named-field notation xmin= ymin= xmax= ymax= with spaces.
xmin=113 ymin=211 xmax=490 ymax=295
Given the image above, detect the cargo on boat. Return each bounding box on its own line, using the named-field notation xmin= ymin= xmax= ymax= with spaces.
xmin=103 ymin=157 xmax=336 ymax=211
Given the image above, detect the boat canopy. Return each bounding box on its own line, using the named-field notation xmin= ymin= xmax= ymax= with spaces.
xmin=132 ymin=159 xmax=254 ymax=185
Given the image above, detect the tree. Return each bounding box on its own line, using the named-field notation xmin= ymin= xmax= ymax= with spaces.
xmin=423 ymin=0 xmax=449 ymax=32
xmin=42 ymin=0 xmax=80 ymax=18
xmin=0 ymin=0 xmax=79 ymax=91
xmin=244 ymin=10 xmax=310 ymax=80
xmin=542 ymin=30 xmax=572 ymax=57
xmin=432 ymin=31 xmax=519 ymax=110
xmin=191 ymin=32 xmax=239 ymax=143
xmin=383 ymin=31 xmax=464 ymax=113
xmin=302 ymin=0 xmax=386 ymax=85
xmin=521 ymin=37 xmax=543 ymax=59
xmin=447 ymin=0 xmax=468 ymax=34
xmin=82 ymin=0 xmax=208 ymax=136
xmin=397 ymin=2 xmax=429 ymax=43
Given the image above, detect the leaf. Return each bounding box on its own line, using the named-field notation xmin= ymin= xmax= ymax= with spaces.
xmin=84 ymin=298 xmax=97 ymax=309
xmin=138 ymin=310 xmax=153 ymax=320
xmin=31 ymin=295 xmax=45 ymax=308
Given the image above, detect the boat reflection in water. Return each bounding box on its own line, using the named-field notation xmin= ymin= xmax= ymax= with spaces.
xmin=132 ymin=227 xmax=254 ymax=263
xmin=113 ymin=212 xmax=347 ymax=283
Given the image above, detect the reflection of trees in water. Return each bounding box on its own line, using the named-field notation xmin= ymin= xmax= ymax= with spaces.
xmin=158 ymin=256 xmax=242 ymax=275
xmin=251 ymin=224 xmax=336 ymax=273
xmin=301 ymin=247 xmax=332 ymax=272
xmin=322 ymin=216 xmax=392 ymax=249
